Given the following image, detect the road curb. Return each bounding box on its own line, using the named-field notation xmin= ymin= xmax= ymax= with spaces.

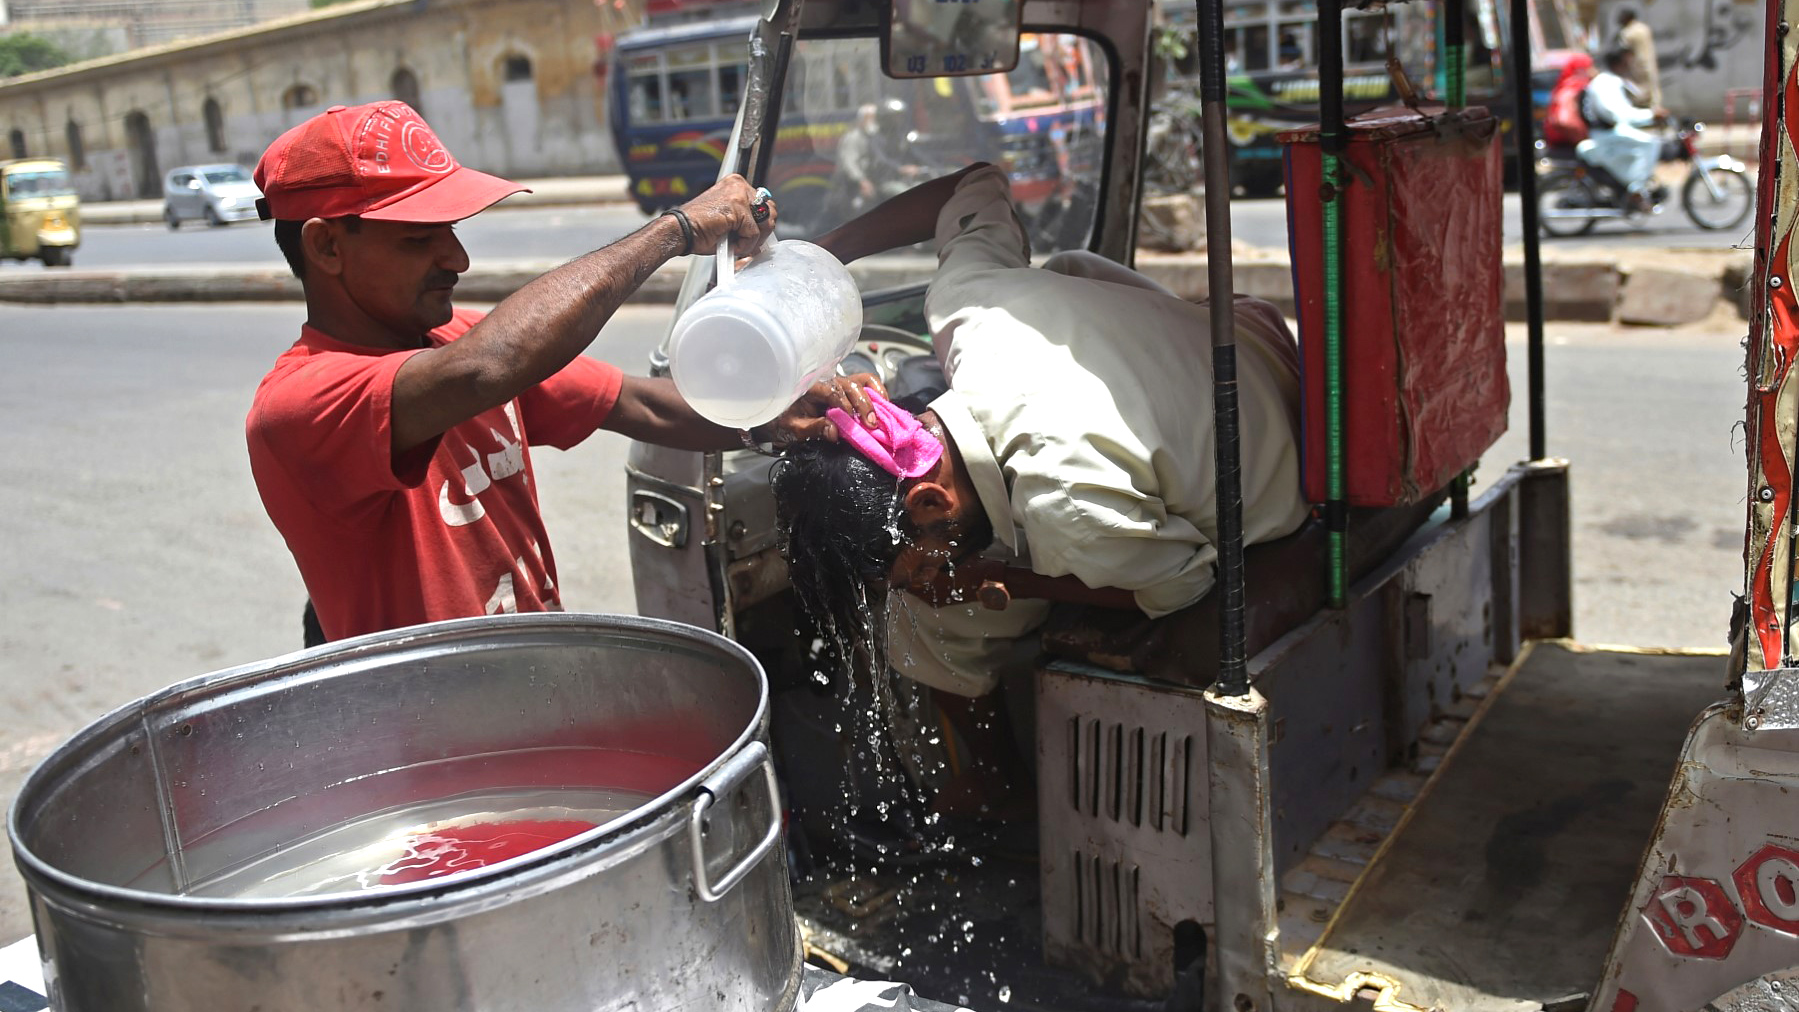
xmin=0 ymin=248 xmax=1754 ymax=327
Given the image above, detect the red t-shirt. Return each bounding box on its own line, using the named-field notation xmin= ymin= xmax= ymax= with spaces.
xmin=246 ymin=308 xmax=624 ymax=642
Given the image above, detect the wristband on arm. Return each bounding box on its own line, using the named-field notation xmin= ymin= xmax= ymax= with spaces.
xmin=661 ymin=207 xmax=696 ymax=256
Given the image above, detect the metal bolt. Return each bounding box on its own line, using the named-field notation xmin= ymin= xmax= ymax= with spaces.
xmin=728 ymin=520 xmax=747 ymax=540
xmin=1763 ymin=486 xmax=1777 ymax=502
xmin=1747 ymin=714 xmax=1762 ymax=731
xmin=1773 ymin=276 xmax=1785 ymax=290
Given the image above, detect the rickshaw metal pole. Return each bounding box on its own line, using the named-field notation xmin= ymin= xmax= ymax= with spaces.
xmin=1197 ymin=0 xmax=1249 ymax=697
xmin=1321 ymin=0 xmax=1349 ymax=607
xmin=1196 ymin=17 xmax=1279 ymax=1009
xmin=1511 ymin=0 xmax=1548 ymax=460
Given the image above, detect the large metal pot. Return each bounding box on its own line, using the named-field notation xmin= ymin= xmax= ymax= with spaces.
xmin=8 ymin=613 xmax=801 ymax=1011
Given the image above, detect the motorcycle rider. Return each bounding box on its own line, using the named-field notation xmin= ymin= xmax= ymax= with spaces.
xmin=1582 ymin=46 xmax=1670 ymax=210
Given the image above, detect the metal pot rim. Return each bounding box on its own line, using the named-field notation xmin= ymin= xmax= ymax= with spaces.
xmin=8 ymin=612 xmax=769 ymax=917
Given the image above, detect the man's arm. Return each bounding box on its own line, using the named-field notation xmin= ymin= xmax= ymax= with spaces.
xmin=391 ymin=175 xmax=772 ymax=453
xmin=907 ymin=557 xmax=1138 ymax=611
xmin=813 ymin=162 xmax=988 ymax=264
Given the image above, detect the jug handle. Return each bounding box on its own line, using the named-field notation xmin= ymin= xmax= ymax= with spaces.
xmin=715 ymin=237 xmax=735 ymax=291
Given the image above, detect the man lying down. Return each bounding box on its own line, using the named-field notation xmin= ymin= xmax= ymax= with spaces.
xmin=774 ymin=163 xmax=1311 ymax=816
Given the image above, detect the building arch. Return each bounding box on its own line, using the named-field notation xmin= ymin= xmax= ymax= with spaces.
xmin=7 ymin=128 xmax=25 ymax=159
xmin=501 ymin=53 xmax=533 ymax=83
xmin=391 ymin=66 xmax=423 ymax=117
xmin=203 ymin=96 xmax=226 ymax=154
xmin=280 ymin=84 xmax=319 ymax=111
xmin=65 ymin=119 xmax=85 ymax=169
xmin=124 ymin=110 xmax=160 ymax=197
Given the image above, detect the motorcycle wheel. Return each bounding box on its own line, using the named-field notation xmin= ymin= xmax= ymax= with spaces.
xmin=1683 ymin=166 xmax=1754 ymax=231
xmin=1538 ymin=172 xmax=1600 ymax=238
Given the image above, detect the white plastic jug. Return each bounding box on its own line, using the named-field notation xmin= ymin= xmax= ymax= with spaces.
xmin=668 ymin=237 xmax=863 ymax=430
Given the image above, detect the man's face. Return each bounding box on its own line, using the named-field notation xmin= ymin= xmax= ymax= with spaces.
xmin=333 ymin=219 xmax=470 ymax=334
xmin=885 ymin=502 xmax=994 ymax=603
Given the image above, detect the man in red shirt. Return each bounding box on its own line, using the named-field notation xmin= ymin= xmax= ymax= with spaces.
xmin=246 ymin=101 xmax=827 ymax=643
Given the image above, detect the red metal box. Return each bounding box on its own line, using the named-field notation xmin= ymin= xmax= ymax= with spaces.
xmin=1281 ymin=105 xmax=1508 ymax=506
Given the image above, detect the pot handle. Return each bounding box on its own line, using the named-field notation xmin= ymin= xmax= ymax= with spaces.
xmin=689 ymin=740 xmax=782 ymax=903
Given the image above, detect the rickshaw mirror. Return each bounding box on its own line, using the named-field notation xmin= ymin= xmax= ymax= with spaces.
xmin=882 ymin=0 xmax=1020 ymax=79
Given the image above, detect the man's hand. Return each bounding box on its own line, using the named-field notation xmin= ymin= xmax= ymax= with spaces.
xmin=904 ymin=557 xmax=1008 ymax=609
xmin=768 ymin=373 xmax=886 ymax=444
xmin=680 ymin=175 xmax=777 ymax=258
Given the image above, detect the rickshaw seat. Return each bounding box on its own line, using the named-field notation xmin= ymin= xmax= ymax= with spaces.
xmin=1038 ymin=493 xmax=1447 ymax=687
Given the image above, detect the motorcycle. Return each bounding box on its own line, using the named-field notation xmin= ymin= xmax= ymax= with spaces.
xmin=1536 ymin=121 xmax=1754 ymax=236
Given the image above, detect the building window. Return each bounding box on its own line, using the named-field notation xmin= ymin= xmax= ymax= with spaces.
xmin=391 ymin=67 xmax=423 ymax=118
xmin=203 ymin=97 xmax=226 ymax=154
xmin=281 ymin=84 xmax=318 ymax=111
xmin=65 ymin=119 xmax=85 ymax=169
xmin=8 ymin=128 xmax=25 ymax=159
xmin=502 ymin=54 xmax=533 ymax=83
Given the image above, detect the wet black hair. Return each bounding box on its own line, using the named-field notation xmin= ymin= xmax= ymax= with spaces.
xmin=273 ymin=215 xmax=361 ymax=280
xmin=772 ymin=439 xmax=913 ymax=650
xmin=772 ymin=432 xmax=996 ymax=668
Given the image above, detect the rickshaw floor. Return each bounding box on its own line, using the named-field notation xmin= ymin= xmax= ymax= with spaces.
xmin=1294 ymin=640 xmax=1728 ymax=1009
xmin=794 ymin=853 xmax=1165 ymax=1012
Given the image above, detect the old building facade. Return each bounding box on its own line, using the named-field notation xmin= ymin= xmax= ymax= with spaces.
xmin=0 ymin=0 xmax=645 ymax=199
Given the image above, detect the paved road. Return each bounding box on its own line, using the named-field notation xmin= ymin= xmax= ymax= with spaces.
xmin=0 ymin=186 xmax=1750 ymax=276
xmin=0 ymin=203 xmax=658 ymax=271
xmin=0 ymin=302 xmax=1749 ymax=944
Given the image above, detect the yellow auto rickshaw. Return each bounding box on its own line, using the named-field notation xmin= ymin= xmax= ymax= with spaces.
xmin=0 ymin=158 xmax=79 ymax=267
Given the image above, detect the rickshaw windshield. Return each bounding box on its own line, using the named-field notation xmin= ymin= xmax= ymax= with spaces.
xmin=771 ymin=32 xmax=1108 ymax=257
xmin=4 ymin=169 xmax=74 ymax=200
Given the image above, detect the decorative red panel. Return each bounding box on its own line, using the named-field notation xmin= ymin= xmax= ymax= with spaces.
xmin=1282 ymin=106 xmax=1509 ymax=506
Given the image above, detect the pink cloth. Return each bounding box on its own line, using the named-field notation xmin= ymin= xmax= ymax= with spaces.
xmin=826 ymin=389 xmax=944 ymax=479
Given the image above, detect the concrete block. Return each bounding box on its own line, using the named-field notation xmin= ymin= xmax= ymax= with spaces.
xmin=1504 ymin=261 xmax=1620 ymax=322
xmin=1137 ymin=193 xmax=1206 ymax=252
xmin=1617 ymin=265 xmax=1725 ymax=327
xmin=1138 ymin=257 xmax=1296 ymax=315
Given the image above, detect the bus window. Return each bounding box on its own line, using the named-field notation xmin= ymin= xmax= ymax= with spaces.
xmin=667 ymin=45 xmax=716 ymax=121
xmin=1276 ymin=1 xmax=1316 ymax=70
xmin=627 ymin=53 xmax=664 ymax=124
xmin=720 ymin=62 xmax=743 ymax=116
xmin=1344 ymin=12 xmax=1384 ymax=68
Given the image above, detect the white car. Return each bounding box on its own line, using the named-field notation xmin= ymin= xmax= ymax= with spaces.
xmin=163 ymin=164 xmax=262 ymax=228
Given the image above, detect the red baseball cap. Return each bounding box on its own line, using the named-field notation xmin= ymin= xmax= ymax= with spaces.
xmin=254 ymin=101 xmax=528 ymax=223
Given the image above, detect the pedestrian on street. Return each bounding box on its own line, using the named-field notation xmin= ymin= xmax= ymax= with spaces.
xmin=245 ymin=100 xmax=855 ymax=645
xmin=1616 ymin=8 xmax=1661 ymax=109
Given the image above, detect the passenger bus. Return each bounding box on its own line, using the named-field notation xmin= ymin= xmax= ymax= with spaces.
xmin=1155 ymin=0 xmax=1586 ymax=194
xmin=609 ymin=16 xmax=1107 ymax=242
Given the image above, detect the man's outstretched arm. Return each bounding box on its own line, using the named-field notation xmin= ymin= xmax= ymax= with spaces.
xmin=812 ymin=162 xmax=988 ymax=264
xmin=391 ymin=176 xmax=773 ymax=453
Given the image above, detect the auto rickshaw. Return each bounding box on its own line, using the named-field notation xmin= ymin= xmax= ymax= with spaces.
xmin=626 ymin=0 xmax=1797 ymax=1008
xmin=0 ymin=158 xmax=79 ymax=268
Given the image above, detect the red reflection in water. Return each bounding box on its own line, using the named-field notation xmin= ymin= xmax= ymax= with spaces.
xmin=379 ymin=819 xmax=598 ymax=885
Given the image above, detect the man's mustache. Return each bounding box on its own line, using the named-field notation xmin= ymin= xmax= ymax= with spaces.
xmin=425 ymin=271 xmax=460 ymax=290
